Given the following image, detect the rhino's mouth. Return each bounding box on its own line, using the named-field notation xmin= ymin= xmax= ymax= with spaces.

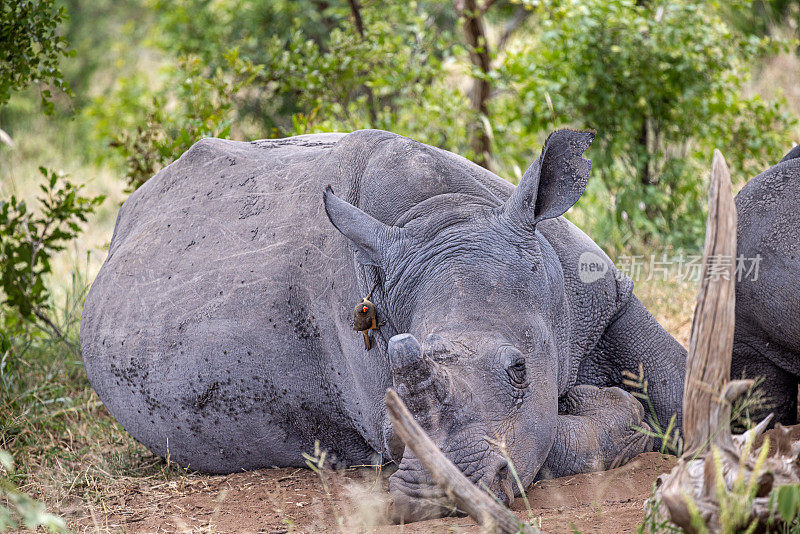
xmin=389 ymin=467 xmax=460 ymax=522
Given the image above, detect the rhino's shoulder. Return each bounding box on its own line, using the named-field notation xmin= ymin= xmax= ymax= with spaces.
xmin=539 ymin=218 xmax=626 ymax=282
xmin=736 ymin=156 xmax=800 ymax=257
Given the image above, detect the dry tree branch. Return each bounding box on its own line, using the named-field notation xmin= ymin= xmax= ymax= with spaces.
xmin=385 ymin=388 xmax=538 ymax=534
xmin=479 ymin=0 xmax=500 ymax=14
xmin=33 ymin=306 xmax=66 ymax=341
xmin=682 ymin=148 xmax=738 ymax=456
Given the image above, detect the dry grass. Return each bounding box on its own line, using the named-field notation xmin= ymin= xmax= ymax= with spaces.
xmin=750 ymin=24 xmax=800 ymax=148
xmin=0 ymin=115 xmax=171 ymax=532
xmin=634 ymin=273 xmax=695 ymax=348
xmin=753 ymin=51 xmax=800 ymax=134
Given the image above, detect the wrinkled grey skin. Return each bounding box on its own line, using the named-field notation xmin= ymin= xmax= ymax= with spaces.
xmin=81 ymin=129 xmax=685 ymax=522
xmin=733 ymin=144 xmax=800 ymax=425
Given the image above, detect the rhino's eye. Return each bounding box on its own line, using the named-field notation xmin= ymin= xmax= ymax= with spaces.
xmin=506 ymin=358 xmax=527 ymax=387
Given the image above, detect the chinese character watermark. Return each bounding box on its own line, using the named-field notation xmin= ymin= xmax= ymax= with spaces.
xmin=582 ymin=253 xmax=762 ymax=284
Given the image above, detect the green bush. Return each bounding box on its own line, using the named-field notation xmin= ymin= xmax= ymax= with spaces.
xmin=145 ymin=0 xmax=466 ymax=138
xmin=500 ymin=0 xmax=797 ymax=249
xmin=0 ymin=167 xmax=104 ymax=340
xmin=92 ymin=0 xmax=475 ymax=188
xmin=91 ymin=0 xmax=799 ymax=250
xmin=0 ymin=169 xmax=101 ymax=533
xmin=0 ymin=0 xmax=73 ymax=114
xmin=105 ymin=50 xmax=261 ymax=191
xmin=0 ymin=450 xmax=66 ymax=533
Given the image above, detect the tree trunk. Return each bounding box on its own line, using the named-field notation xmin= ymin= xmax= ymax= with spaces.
xmin=637 ymin=119 xmax=651 ymax=186
xmin=347 ymin=0 xmax=378 ymax=126
xmin=456 ymin=0 xmax=493 ymax=169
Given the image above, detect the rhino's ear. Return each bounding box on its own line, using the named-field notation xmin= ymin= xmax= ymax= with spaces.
xmin=502 ymin=129 xmax=594 ymax=228
xmin=323 ymin=185 xmax=399 ymax=266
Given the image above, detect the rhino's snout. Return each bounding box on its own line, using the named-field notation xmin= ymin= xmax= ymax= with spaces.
xmin=387 ymin=332 xmax=527 ymax=522
xmin=389 ymin=452 xmax=514 ymax=523
xmin=390 ymin=491 xmax=455 ymax=523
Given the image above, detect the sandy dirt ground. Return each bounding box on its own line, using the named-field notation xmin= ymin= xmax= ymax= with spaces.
xmin=71 ymin=452 xmax=678 ymax=533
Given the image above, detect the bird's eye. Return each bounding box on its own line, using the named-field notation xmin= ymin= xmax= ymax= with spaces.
xmin=506 ymin=358 xmax=527 ymax=387
xmin=363 ymin=305 xmax=369 ymax=313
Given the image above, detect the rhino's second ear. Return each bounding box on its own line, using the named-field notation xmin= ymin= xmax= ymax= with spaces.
xmin=323 ymin=185 xmax=399 ymax=267
xmin=502 ymin=129 xmax=594 ymax=228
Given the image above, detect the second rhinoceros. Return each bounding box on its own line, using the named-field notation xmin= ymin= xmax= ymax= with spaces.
xmin=733 ymin=143 xmax=800 ymax=425
xmin=80 ymin=129 xmax=686 ymax=521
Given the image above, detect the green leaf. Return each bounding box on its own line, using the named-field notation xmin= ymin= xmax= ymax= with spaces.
xmin=777 ymin=485 xmax=799 ymax=522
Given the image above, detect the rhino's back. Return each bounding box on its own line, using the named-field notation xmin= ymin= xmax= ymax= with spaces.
xmin=734 ymin=155 xmax=800 ymax=368
xmin=81 ymin=133 xmax=383 ymax=472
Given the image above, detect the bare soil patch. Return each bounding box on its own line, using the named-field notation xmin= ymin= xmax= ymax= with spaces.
xmin=69 ymin=452 xmax=677 ymax=533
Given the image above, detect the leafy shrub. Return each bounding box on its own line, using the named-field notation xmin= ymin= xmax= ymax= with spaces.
xmin=145 ymin=0 xmax=467 ymax=140
xmin=0 ymin=450 xmax=66 ymax=533
xmin=105 ymin=50 xmax=261 ymax=191
xmin=774 ymin=484 xmax=800 ymax=529
xmin=0 ymin=167 xmax=104 ymax=340
xmin=95 ymin=0 xmax=799 ymax=251
xmin=501 ymin=0 xmax=797 ymax=249
xmin=0 ymin=0 xmax=73 ymax=114
xmin=93 ymin=0 xmax=475 ymax=184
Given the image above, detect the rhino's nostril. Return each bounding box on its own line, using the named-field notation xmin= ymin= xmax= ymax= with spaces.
xmin=494 ymin=462 xmax=515 ymax=506
xmin=495 ymin=461 xmax=510 ymax=481
xmin=502 ymin=478 xmax=515 ymax=506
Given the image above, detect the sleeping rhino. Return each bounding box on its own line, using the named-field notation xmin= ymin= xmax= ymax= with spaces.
xmin=80 ymin=129 xmax=686 ymax=521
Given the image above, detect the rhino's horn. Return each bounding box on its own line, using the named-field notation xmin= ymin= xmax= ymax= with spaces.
xmin=389 ymin=334 xmax=449 ymax=404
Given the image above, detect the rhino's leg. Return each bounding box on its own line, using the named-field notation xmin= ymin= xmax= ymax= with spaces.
xmin=579 ymin=295 xmax=686 ymax=438
xmin=537 ymin=385 xmax=652 ymax=480
xmin=731 ymin=334 xmax=798 ymax=425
